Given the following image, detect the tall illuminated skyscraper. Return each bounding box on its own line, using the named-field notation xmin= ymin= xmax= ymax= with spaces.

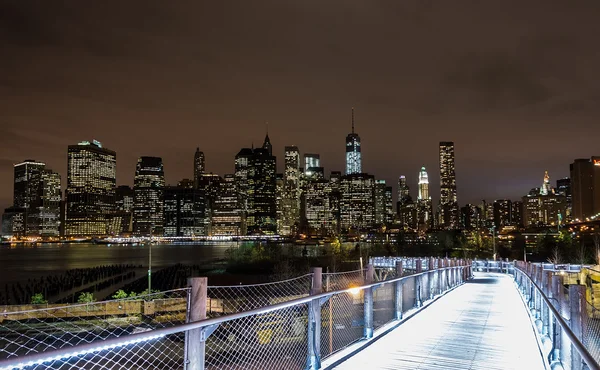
xmin=282 ymin=146 xmax=301 ymax=235
xmin=65 ymin=140 xmax=116 ymax=236
xmin=398 ymin=175 xmax=410 ymax=203
xmin=418 ymin=167 xmax=429 ymax=201
xmin=13 ymin=159 xmax=45 ymax=236
xmin=417 ymin=167 xmax=433 ymax=231
xmin=345 ymin=108 xmax=362 ymax=175
xmin=193 ymin=148 xmax=205 ymax=188
xmin=133 ymin=156 xmax=165 ymax=236
xmin=304 ymin=153 xmax=320 ymax=175
xmin=439 ymin=141 xmax=459 ymax=229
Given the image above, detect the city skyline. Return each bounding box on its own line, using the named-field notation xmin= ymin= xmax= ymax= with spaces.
xmin=2 ymin=1 xmax=600 ymax=211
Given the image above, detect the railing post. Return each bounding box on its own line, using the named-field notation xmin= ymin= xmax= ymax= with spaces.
xmin=415 ymin=259 xmax=422 ymax=307
xmin=395 ymin=261 xmax=403 ymax=320
xmin=428 ymin=257 xmax=435 ymax=298
xmin=186 ymin=277 xmax=208 ymax=370
xmin=306 ymin=267 xmax=323 ymax=370
xmin=364 ymin=264 xmax=374 ymax=339
xmin=541 ymin=271 xmax=551 ymax=337
xmin=550 ymin=274 xmax=563 ymax=365
xmin=569 ymin=284 xmax=587 ymax=370
xmin=438 ymin=258 xmax=444 ymax=293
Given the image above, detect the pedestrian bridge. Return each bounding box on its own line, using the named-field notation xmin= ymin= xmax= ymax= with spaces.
xmin=0 ymin=259 xmax=598 ymax=370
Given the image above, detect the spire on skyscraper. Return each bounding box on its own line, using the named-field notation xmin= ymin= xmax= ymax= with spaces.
xmin=351 ymin=107 xmax=355 ymax=134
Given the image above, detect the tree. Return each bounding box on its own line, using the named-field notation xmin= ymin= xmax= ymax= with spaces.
xmin=30 ymin=293 xmax=47 ymax=305
xmin=112 ymin=290 xmax=128 ymax=300
xmin=77 ymin=292 xmax=96 ymax=304
xmin=547 ymin=246 xmax=562 ymax=265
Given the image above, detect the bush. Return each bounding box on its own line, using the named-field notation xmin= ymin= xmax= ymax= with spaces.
xmin=77 ymin=292 xmax=96 ymax=304
xmin=30 ymin=293 xmax=48 ymax=305
xmin=112 ymin=290 xmax=128 ymax=300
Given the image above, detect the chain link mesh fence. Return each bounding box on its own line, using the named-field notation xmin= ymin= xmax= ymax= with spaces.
xmin=583 ymin=300 xmax=600 ymax=365
xmin=0 ymin=265 xmax=468 ymax=370
xmin=0 ymin=288 xmax=189 ymax=362
xmin=206 ymin=274 xmax=313 ymax=317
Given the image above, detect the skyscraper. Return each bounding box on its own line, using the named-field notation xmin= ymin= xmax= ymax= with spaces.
xmin=340 ymin=173 xmax=375 ymax=231
xmin=556 ymin=177 xmax=572 ymax=222
xmin=374 ymin=180 xmax=392 ymax=226
xmin=212 ymin=174 xmax=243 ymax=235
xmin=493 ymin=199 xmax=512 ymax=230
xmin=247 ymin=135 xmax=277 ymax=234
xmin=304 ymin=153 xmax=320 ymax=175
xmin=540 ymin=171 xmax=552 ymax=196
xmin=570 ymin=157 xmax=600 ymax=221
xmin=439 ymin=142 xmax=459 ymax=229
xmin=282 ymin=146 xmax=301 ymax=235
xmin=397 ymin=176 xmax=410 ymax=204
xmin=417 ymin=167 xmax=433 ymax=231
xmin=13 ymin=160 xmax=45 ymax=236
xmin=345 ymin=108 xmax=362 ymax=175
xmin=65 ymin=140 xmax=116 ymax=237
xmin=39 ymin=169 xmax=61 ymax=237
xmin=193 ymin=148 xmax=205 ymax=188
xmin=163 ymin=184 xmax=207 ymax=237
xmin=235 ymin=135 xmax=277 ymax=235
xmin=522 ymin=171 xmax=566 ymax=227
xmin=133 ymin=156 xmax=165 ymax=236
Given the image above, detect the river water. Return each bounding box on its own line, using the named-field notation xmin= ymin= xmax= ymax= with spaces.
xmin=0 ymin=242 xmax=246 ymax=286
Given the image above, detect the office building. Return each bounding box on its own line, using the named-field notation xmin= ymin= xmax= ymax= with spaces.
xmin=1 ymin=207 xmax=25 ymax=238
xmin=556 ymin=177 xmax=572 ymax=222
xmin=439 ymin=142 xmax=459 ymax=229
xmin=304 ymin=154 xmax=320 ymax=175
xmin=345 ymin=108 xmax=362 ymax=175
xmin=281 ymin=146 xmax=301 ymax=236
xmin=193 ymin=148 xmax=205 ymax=188
xmin=339 ymin=173 xmax=375 ymax=231
xmin=133 ymin=156 xmax=165 ymax=236
xmin=13 ymin=160 xmax=45 ymax=236
xmin=460 ymin=204 xmax=481 ymax=231
xmin=512 ymin=201 xmax=523 ymax=228
xmin=493 ymin=199 xmax=512 ymax=230
xmin=417 ymin=167 xmax=433 ymax=231
xmin=65 ymin=140 xmax=116 ymax=237
xmin=212 ymin=174 xmax=244 ymax=235
xmin=570 ymin=157 xmax=600 ymax=221
xmin=163 ymin=185 xmax=207 ymax=237
xmin=374 ymin=180 xmax=393 ymax=225
xmin=39 ymin=169 xmax=61 ymax=237
xmin=304 ymin=179 xmax=337 ymax=236
xmin=522 ymin=172 xmax=567 ymax=227
xmin=235 ymin=134 xmax=277 ymax=234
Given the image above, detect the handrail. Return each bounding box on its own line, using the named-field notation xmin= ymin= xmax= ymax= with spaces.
xmin=515 ymin=266 xmax=600 ymax=370
xmin=0 ymin=265 xmax=467 ymax=369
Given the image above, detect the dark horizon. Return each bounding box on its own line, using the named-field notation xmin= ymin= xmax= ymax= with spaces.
xmin=2 ymin=1 xmax=600 ymax=211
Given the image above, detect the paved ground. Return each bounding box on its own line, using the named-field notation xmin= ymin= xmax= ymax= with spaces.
xmin=332 ymin=273 xmax=547 ymax=370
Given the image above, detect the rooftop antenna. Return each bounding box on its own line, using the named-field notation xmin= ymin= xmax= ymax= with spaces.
xmin=351 ymin=107 xmax=355 ymax=134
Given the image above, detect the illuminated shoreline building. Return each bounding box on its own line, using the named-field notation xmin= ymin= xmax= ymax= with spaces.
xmin=570 ymin=157 xmax=600 ymax=221
xmin=133 ymin=156 xmax=165 ymax=236
xmin=345 ymin=108 xmax=362 ymax=175
xmin=212 ymin=174 xmax=244 ymax=235
xmin=522 ymin=171 xmax=566 ymax=227
xmin=65 ymin=140 xmax=116 ymax=237
xmin=282 ymin=146 xmax=301 ymax=235
xmin=163 ymin=183 xmax=207 ymax=237
xmin=340 ymin=173 xmax=375 ymax=231
xmin=417 ymin=166 xmax=433 ymax=231
xmin=439 ymin=141 xmax=459 ymax=229
xmin=193 ymin=148 xmax=205 ymax=189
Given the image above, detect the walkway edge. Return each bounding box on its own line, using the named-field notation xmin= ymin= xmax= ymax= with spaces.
xmin=321 ymin=280 xmax=468 ymax=370
xmin=513 ymin=278 xmax=551 ymax=370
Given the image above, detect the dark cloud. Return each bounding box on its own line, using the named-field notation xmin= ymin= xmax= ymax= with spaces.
xmin=1 ymin=0 xmax=600 ymax=211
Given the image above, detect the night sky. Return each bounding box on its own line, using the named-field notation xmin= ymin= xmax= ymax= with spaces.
xmin=1 ymin=1 xmax=600 ymax=212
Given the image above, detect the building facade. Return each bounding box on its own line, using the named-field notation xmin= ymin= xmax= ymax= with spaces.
xmin=212 ymin=174 xmax=244 ymax=235
xmin=339 ymin=173 xmax=375 ymax=231
xmin=439 ymin=142 xmax=459 ymax=229
xmin=193 ymin=148 xmax=205 ymax=189
xmin=133 ymin=156 xmax=165 ymax=236
xmin=163 ymin=185 xmax=207 ymax=236
xmin=65 ymin=140 xmax=117 ymax=237
xmin=570 ymin=157 xmax=600 ymax=221
xmin=345 ymin=108 xmax=362 ymax=175
xmin=281 ymin=146 xmax=301 ymax=236
xmin=417 ymin=167 xmax=433 ymax=231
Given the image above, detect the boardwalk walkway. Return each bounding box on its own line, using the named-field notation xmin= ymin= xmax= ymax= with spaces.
xmin=331 ymin=273 xmax=546 ymax=370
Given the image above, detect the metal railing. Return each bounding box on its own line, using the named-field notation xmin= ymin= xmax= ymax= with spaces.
xmin=0 ymin=260 xmax=471 ymax=370
xmin=513 ymin=262 xmax=600 ymax=370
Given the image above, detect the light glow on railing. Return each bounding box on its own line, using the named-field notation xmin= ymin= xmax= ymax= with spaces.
xmin=0 ymin=334 xmax=165 ymax=370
